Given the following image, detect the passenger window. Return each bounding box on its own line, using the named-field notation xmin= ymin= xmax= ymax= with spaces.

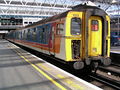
xmin=45 ymin=25 xmax=50 ymax=44
xmin=42 ymin=28 xmax=45 ymax=44
xmin=27 ymin=29 xmax=31 ymax=40
xmin=18 ymin=31 xmax=21 ymax=39
xmin=32 ymin=28 xmax=37 ymax=41
xmin=56 ymin=23 xmax=64 ymax=35
xmin=23 ymin=30 xmax=26 ymax=40
xmin=71 ymin=18 xmax=81 ymax=35
xmin=38 ymin=25 xmax=51 ymax=44
xmin=39 ymin=29 xmax=42 ymax=43
xmin=91 ymin=20 xmax=99 ymax=31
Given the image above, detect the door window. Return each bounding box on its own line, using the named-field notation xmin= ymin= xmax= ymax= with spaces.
xmin=91 ymin=20 xmax=99 ymax=31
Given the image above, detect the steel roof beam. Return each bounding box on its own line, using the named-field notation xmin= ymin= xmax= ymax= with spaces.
xmin=0 ymin=0 xmax=120 ymax=18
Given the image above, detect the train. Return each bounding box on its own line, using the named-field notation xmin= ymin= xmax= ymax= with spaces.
xmin=6 ymin=4 xmax=111 ymax=71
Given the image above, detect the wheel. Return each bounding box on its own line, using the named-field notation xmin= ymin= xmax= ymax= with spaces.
xmin=73 ymin=61 xmax=84 ymax=70
xmin=101 ymin=58 xmax=111 ymax=66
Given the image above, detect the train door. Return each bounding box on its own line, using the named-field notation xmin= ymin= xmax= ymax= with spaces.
xmin=88 ymin=16 xmax=102 ymax=56
xmin=49 ymin=23 xmax=56 ymax=56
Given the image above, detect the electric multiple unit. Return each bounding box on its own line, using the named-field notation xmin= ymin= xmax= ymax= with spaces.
xmin=7 ymin=4 xmax=111 ymax=71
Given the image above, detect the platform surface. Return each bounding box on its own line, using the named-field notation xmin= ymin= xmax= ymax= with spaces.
xmin=111 ymin=46 xmax=120 ymax=53
xmin=0 ymin=39 xmax=102 ymax=90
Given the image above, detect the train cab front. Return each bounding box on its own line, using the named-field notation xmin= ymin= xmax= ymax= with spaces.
xmin=84 ymin=8 xmax=111 ymax=68
xmin=65 ymin=6 xmax=111 ymax=70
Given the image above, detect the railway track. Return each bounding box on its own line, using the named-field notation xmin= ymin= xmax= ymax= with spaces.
xmin=98 ymin=65 xmax=120 ymax=76
xmin=89 ymin=63 xmax=120 ymax=89
xmin=112 ymin=63 xmax=120 ymax=67
xmin=89 ymin=73 xmax=120 ymax=90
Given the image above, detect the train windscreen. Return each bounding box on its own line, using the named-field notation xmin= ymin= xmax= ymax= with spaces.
xmin=71 ymin=17 xmax=81 ymax=35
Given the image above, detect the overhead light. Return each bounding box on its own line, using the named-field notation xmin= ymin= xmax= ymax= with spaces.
xmin=111 ymin=0 xmax=118 ymax=4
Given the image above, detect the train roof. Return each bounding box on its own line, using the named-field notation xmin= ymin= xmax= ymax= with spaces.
xmin=23 ymin=11 xmax=70 ymax=29
xmin=72 ymin=3 xmax=100 ymax=9
xmin=72 ymin=4 xmax=106 ymax=14
xmin=18 ymin=4 xmax=106 ymax=30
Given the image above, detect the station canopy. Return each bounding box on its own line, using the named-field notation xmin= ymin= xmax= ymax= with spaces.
xmin=0 ymin=0 xmax=120 ymax=18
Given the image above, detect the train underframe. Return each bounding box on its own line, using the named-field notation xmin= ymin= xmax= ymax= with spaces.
xmin=71 ymin=56 xmax=111 ymax=73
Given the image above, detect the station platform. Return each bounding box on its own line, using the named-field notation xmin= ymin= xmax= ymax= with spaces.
xmin=0 ymin=39 xmax=102 ymax=90
xmin=111 ymin=46 xmax=120 ymax=53
xmin=110 ymin=46 xmax=120 ymax=64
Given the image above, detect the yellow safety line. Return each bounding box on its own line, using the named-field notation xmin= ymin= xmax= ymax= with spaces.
xmin=14 ymin=49 xmax=67 ymax=90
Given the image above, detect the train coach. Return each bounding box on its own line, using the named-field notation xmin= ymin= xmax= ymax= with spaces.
xmin=7 ymin=4 xmax=111 ymax=70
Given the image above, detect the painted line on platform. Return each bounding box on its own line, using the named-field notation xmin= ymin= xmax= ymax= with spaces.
xmin=13 ymin=49 xmax=67 ymax=90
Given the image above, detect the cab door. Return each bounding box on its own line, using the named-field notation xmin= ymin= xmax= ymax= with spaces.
xmin=88 ymin=16 xmax=102 ymax=56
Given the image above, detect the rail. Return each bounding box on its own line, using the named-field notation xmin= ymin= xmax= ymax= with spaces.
xmin=98 ymin=66 xmax=120 ymax=76
xmin=89 ymin=73 xmax=120 ymax=90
